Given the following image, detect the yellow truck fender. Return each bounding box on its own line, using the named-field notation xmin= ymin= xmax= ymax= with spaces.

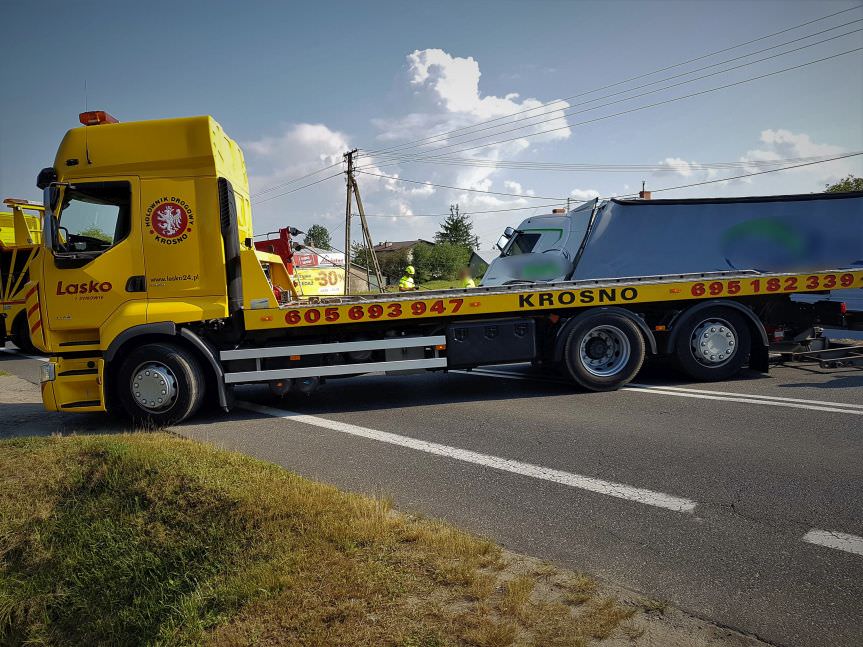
xmin=103 ymin=322 xmax=230 ymax=411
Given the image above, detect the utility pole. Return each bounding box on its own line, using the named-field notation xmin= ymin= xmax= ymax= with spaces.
xmin=343 ymin=149 xmax=385 ymax=294
xmin=351 ymin=175 xmax=385 ymax=292
xmin=343 ymin=149 xmax=357 ymax=295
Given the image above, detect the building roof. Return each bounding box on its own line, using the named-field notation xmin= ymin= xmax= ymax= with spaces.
xmin=372 ymin=239 xmax=434 ymax=252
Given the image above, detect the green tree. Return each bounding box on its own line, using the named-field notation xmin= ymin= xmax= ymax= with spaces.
xmin=434 ymin=205 xmax=479 ymax=250
xmin=304 ymin=224 xmax=332 ymax=250
xmin=378 ymin=248 xmax=411 ymax=283
xmin=825 ymin=175 xmax=863 ymax=193
xmin=412 ymin=242 xmax=471 ymax=282
xmin=350 ymin=241 xmax=370 ymax=268
xmin=78 ymin=226 xmax=112 ymax=243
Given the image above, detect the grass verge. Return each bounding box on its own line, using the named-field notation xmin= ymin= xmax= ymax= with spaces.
xmin=0 ymin=434 xmax=632 ymax=646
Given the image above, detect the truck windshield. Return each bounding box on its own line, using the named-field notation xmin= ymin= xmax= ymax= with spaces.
xmin=504 ymin=228 xmax=564 ymax=256
xmin=53 ymin=181 xmax=131 ymax=255
xmin=506 ymin=232 xmax=541 ymax=255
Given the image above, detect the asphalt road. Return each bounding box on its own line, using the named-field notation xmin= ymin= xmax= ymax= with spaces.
xmin=2 ymin=345 xmax=861 ymax=647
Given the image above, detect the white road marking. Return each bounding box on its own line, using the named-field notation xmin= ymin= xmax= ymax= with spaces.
xmin=237 ymin=400 xmax=698 ymax=513
xmin=458 ymin=369 xmax=863 ymax=416
xmin=629 ymin=383 xmax=863 ymax=410
xmin=802 ymin=529 xmax=863 ymax=557
xmin=623 ymin=385 xmax=863 ymax=415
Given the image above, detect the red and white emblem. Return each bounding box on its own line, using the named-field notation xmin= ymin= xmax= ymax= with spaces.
xmin=152 ymin=202 xmax=189 ymax=239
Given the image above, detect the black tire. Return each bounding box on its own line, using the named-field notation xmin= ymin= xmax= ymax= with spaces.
xmin=563 ymin=313 xmax=646 ymax=391
xmin=10 ymin=312 xmax=37 ymax=354
xmin=116 ymin=343 xmax=205 ymax=426
xmin=673 ymin=307 xmax=751 ymax=381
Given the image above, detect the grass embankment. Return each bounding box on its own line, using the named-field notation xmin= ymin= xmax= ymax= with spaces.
xmin=0 ymin=434 xmax=632 ymax=646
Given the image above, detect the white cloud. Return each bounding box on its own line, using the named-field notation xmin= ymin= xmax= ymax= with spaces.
xmin=245 ymin=48 xmax=579 ymax=248
xmin=647 ymin=129 xmax=859 ymax=197
xmin=736 ymin=129 xmax=855 ymax=187
xmin=245 ymin=123 xmax=347 ymax=189
xmin=569 ymin=188 xmax=600 ymax=201
xmin=503 ymin=180 xmax=533 ymax=195
xmin=656 ymin=157 xmax=696 ymax=178
xmin=746 ymin=129 xmax=842 ymax=161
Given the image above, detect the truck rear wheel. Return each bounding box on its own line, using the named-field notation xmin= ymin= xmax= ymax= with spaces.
xmin=116 ymin=343 xmax=205 ymax=426
xmin=10 ymin=312 xmax=37 ymax=354
xmin=563 ymin=313 xmax=645 ymax=391
xmin=673 ymin=307 xmax=751 ymax=381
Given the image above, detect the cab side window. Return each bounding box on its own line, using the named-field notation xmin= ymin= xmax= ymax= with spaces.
xmin=56 ymin=181 xmax=131 ymax=255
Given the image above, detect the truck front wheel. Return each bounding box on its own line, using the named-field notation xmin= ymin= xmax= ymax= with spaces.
xmin=563 ymin=313 xmax=646 ymax=391
xmin=116 ymin=343 xmax=205 ymax=426
xmin=10 ymin=312 xmax=37 ymax=354
xmin=673 ymin=307 xmax=751 ymax=381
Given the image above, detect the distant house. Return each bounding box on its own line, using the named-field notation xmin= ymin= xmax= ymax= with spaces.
xmin=372 ymin=239 xmax=434 ymax=263
xmin=468 ymin=249 xmax=499 ymax=278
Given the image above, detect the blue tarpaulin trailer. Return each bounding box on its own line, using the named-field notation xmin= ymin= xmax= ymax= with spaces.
xmin=483 ymin=191 xmax=863 ymax=285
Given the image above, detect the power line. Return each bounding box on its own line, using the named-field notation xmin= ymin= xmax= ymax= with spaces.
xmin=353 ymin=201 xmax=573 ymax=218
xmin=354 ymin=170 xmax=575 ymax=201
xmin=252 ymin=160 xmax=343 ymax=197
xmin=614 ymin=151 xmax=863 ymax=197
xmin=354 ymin=153 xmax=844 ymax=173
xmin=362 ymin=6 xmax=862 ymax=157
xmin=360 ymin=31 xmax=863 ymax=163
xmin=252 ymin=171 xmax=344 ymax=204
xmin=356 ymin=152 xmax=862 ymax=219
xmin=359 ymin=47 xmax=863 ymax=162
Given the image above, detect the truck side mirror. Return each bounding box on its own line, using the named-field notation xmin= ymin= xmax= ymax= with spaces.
xmin=496 ymin=227 xmax=517 ymax=252
xmin=37 ymin=167 xmax=57 ymax=190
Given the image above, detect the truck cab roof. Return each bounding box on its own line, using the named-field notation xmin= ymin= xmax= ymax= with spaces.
xmin=53 ymin=115 xmax=249 ymax=197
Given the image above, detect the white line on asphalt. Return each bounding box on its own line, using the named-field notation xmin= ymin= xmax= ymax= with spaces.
xmin=623 ymin=385 xmax=863 ymax=415
xmin=629 ymin=383 xmax=863 ymax=410
xmin=457 ymin=369 xmax=863 ymax=415
xmin=802 ymin=528 xmax=863 ymax=557
xmin=237 ymin=400 xmax=698 ymax=513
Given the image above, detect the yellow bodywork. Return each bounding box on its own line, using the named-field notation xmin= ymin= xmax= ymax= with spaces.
xmin=33 ymin=116 xmax=281 ymax=411
xmin=246 ymin=269 xmax=863 ymax=331
xmin=1 ymin=201 xmax=44 ymax=344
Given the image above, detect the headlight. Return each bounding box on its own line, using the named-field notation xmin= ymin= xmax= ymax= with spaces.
xmin=40 ymin=362 xmax=56 ymax=383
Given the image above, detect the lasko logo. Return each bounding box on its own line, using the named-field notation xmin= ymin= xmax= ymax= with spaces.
xmin=145 ymin=197 xmax=195 ymax=244
xmin=56 ymin=280 xmax=113 ymax=295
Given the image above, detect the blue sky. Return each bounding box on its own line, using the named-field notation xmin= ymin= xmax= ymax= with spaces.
xmin=2 ymin=0 xmax=862 ymax=249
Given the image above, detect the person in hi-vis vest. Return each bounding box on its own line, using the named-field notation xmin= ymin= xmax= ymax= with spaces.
xmin=459 ymin=267 xmax=476 ymax=289
xmin=398 ymin=265 xmax=417 ymax=291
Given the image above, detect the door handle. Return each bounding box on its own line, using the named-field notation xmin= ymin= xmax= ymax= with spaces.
xmin=125 ymin=275 xmax=147 ymax=292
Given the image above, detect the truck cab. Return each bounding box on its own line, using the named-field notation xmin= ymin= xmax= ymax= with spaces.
xmin=483 ymin=201 xmax=596 ymax=285
xmin=31 ymin=112 xmax=288 ymax=416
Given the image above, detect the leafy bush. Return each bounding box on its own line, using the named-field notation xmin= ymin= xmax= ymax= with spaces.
xmin=412 ymin=242 xmax=471 ymax=282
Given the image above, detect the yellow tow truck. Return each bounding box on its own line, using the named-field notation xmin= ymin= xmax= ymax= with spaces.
xmin=27 ymin=111 xmax=863 ymax=424
xmin=1 ymin=199 xmax=43 ymax=352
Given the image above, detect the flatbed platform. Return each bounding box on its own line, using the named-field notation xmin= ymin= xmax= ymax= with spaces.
xmin=245 ymin=268 xmax=863 ymax=331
